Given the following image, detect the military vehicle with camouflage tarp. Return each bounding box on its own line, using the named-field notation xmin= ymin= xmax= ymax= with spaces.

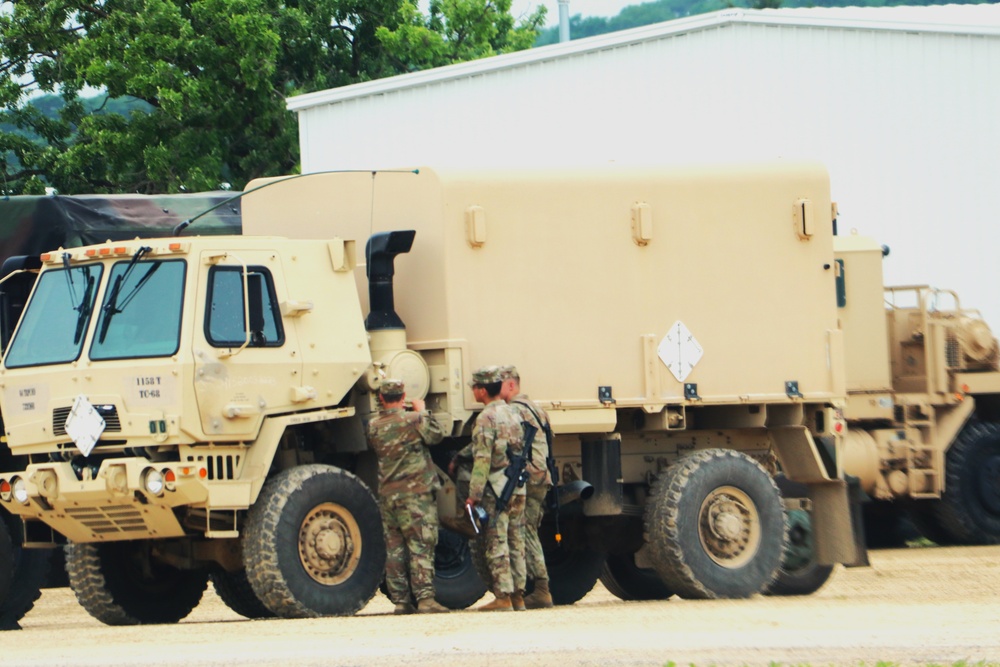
xmin=0 ymin=163 xmax=870 ymax=626
xmin=0 ymin=191 xmax=241 ymax=629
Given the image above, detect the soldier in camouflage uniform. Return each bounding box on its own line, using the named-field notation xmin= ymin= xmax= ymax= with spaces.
xmin=501 ymin=365 xmax=556 ymax=609
xmin=465 ymin=366 xmax=527 ymax=612
xmin=367 ymin=379 xmax=450 ymax=615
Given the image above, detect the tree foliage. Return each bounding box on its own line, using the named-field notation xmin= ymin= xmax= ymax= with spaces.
xmin=0 ymin=0 xmax=544 ymax=194
xmin=377 ymin=0 xmax=543 ymax=71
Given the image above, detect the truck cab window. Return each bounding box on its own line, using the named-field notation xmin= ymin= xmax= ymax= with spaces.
xmin=4 ymin=263 xmax=103 ymax=368
xmin=205 ymin=266 xmax=284 ymax=347
xmin=90 ymin=259 xmax=186 ymax=360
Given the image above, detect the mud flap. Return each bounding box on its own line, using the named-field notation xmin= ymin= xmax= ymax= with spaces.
xmin=844 ymin=475 xmax=870 ymax=567
xmin=809 ymin=478 xmax=869 ymax=567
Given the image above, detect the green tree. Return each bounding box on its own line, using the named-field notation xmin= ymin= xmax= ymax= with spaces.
xmin=377 ymin=0 xmax=545 ymax=71
xmin=0 ymin=0 xmax=543 ymax=195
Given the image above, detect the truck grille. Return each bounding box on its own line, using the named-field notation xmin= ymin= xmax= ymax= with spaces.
xmin=52 ymin=405 xmax=122 ymax=437
xmin=64 ymin=505 xmax=148 ymax=535
xmin=198 ymin=454 xmax=240 ymax=480
xmin=945 ymin=332 xmax=960 ymax=368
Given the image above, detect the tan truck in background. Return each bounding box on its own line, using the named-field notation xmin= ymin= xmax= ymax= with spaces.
xmin=837 ymin=235 xmax=1000 ymax=547
xmin=0 ymin=162 xmax=876 ymax=624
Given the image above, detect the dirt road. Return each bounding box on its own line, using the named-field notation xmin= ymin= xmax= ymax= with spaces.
xmin=7 ymin=545 xmax=1000 ymax=667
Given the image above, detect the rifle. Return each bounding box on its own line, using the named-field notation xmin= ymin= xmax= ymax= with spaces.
xmin=543 ymin=425 xmax=562 ymax=544
xmin=514 ymin=398 xmax=563 ymax=543
xmin=495 ymin=421 xmax=537 ymax=513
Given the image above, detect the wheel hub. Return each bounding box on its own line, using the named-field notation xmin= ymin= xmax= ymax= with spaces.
xmin=298 ymin=503 xmax=362 ymax=585
xmin=698 ymin=486 xmax=761 ymax=569
xmin=711 ymin=502 xmax=744 ymax=541
xmin=314 ymin=524 xmax=347 ymax=560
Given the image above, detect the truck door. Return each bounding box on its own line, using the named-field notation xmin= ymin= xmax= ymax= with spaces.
xmin=192 ymin=250 xmax=302 ymax=439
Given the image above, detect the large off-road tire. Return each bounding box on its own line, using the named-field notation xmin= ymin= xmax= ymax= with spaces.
xmin=66 ymin=541 xmax=208 ymax=625
xmin=0 ymin=516 xmax=49 ymax=630
xmin=472 ymin=534 xmax=605 ymax=605
xmin=863 ymin=500 xmax=923 ymax=548
xmin=766 ymin=559 xmax=834 ymax=596
xmin=0 ymin=519 xmax=12 ymax=604
xmin=211 ymin=569 xmax=275 ymax=619
xmin=243 ymin=465 xmax=385 ymax=618
xmin=433 ymin=528 xmax=487 ymax=609
xmin=600 ymin=552 xmax=674 ymax=601
xmin=645 ymin=449 xmax=787 ymax=599
xmin=915 ymin=421 xmax=1000 ymax=545
xmin=43 ymin=546 xmax=69 ymax=588
xmin=540 ymin=541 xmax=606 ymax=605
xmin=762 ymin=474 xmax=834 ymax=597
xmin=763 ymin=509 xmax=834 ymax=596
xmin=908 ymin=502 xmax=962 ymax=546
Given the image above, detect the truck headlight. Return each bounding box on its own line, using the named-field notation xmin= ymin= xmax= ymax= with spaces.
xmin=142 ymin=468 xmax=165 ymax=496
xmin=12 ymin=477 xmax=29 ymax=504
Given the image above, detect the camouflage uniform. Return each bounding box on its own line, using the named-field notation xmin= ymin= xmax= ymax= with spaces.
xmin=367 ymin=382 xmax=445 ymax=605
xmin=468 ymin=391 xmax=527 ymax=597
xmin=509 ymin=392 xmax=553 ymax=583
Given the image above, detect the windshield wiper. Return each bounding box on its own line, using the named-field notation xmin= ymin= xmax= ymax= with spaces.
xmin=98 ymin=246 xmax=151 ymax=344
xmin=73 ymin=273 xmax=94 ymax=345
xmin=62 ymin=252 xmax=79 ymax=305
xmin=116 ymin=261 xmax=160 ymax=312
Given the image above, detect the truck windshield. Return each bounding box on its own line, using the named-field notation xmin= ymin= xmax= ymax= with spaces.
xmin=91 ymin=259 xmax=186 ymax=360
xmin=4 ymin=264 xmax=103 ymax=368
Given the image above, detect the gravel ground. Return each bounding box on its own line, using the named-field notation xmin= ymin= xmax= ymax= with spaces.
xmin=6 ymin=544 xmax=1000 ymax=667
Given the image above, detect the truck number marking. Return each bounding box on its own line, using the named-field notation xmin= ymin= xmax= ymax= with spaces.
xmin=3 ymin=384 xmax=48 ymax=415
xmin=124 ymin=375 xmax=176 ymax=407
xmin=18 ymin=387 xmax=37 ymax=412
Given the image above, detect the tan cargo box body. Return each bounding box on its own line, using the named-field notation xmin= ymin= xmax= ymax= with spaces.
xmin=245 ymin=162 xmax=844 ymax=412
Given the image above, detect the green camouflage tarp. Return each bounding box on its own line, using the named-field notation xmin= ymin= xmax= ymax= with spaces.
xmin=0 ymin=192 xmax=242 ymax=262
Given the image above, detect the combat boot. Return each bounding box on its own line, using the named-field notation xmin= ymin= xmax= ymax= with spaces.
xmin=523 ymin=578 xmax=554 ymax=609
xmin=477 ymin=594 xmax=513 ymax=612
xmin=416 ymin=597 xmax=449 ymax=614
xmin=394 ymin=601 xmax=416 ymax=615
xmin=510 ymin=591 xmax=526 ymax=611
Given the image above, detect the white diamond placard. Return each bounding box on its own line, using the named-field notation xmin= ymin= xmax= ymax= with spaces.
xmin=658 ymin=320 xmax=703 ymax=383
xmin=64 ymin=394 xmax=106 ymax=457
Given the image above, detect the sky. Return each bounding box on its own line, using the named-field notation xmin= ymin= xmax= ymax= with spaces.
xmin=513 ymin=1 xmax=640 ymax=27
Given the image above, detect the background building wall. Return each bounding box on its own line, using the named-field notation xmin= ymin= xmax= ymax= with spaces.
xmin=290 ymin=6 xmax=1000 ymax=329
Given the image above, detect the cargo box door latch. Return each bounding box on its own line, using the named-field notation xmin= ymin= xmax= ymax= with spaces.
xmin=794 ymin=199 xmax=814 ymax=240
xmin=631 ymin=202 xmax=653 ymax=246
xmin=465 ymin=206 xmax=487 ymax=248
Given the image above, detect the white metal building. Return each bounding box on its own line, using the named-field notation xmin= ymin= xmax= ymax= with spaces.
xmin=287 ymin=5 xmax=1000 ymax=328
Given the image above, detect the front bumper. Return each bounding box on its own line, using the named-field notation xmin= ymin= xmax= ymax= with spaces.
xmin=0 ymin=458 xmax=210 ymax=543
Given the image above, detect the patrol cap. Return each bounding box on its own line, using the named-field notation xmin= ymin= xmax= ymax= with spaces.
xmin=379 ymin=378 xmax=405 ymax=395
xmin=468 ymin=365 xmax=502 ymax=387
xmin=500 ymin=365 xmax=520 ymax=381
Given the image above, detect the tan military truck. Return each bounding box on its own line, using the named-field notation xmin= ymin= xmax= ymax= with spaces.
xmin=0 ymin=192 xmax=243 ymax=628
xmin=0 ymin=162 xmax=866 ymax=624
xmin=836 ymin=234 xmax=1000 ymax=547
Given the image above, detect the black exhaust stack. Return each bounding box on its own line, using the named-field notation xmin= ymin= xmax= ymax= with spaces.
xmin=365 ymin=230 xmax=415 ymax=331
